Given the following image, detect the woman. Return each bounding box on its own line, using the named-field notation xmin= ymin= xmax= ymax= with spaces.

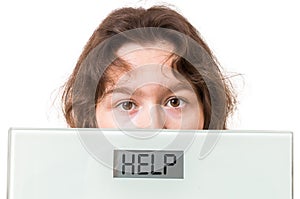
xmin=62 ymin=6 xmax=236 ymax=130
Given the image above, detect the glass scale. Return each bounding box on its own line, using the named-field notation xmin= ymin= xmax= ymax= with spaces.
xmin=7 ymin=128 xmax=293 ymax=199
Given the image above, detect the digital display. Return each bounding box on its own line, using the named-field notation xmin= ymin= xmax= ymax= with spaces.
xmin=113 ymin=150 xmax=184 ymax=179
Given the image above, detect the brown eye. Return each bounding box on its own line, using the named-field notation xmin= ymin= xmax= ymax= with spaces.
xmin=170 ymin=98 xmax=180 ymax=107
xmin=119 ymin=101 xmax=135 ymax=111
xmin=166 ymin=97 xmax=185 ymax=108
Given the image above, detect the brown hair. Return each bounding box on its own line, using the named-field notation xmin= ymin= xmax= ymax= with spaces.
xmin=62 ymin=6 xmax=236 ymax=129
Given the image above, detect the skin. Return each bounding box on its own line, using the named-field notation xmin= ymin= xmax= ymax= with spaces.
xmin=95 ymin=42 xmax=204 ymax=130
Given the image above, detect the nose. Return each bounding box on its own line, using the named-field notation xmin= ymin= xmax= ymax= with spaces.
xmin=133 ymin=104 xmax=166 ymax=129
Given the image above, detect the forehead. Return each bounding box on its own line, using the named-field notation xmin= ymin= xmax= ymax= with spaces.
xmin=102 ymin=42 xmax=194 ymax=94
xmin=100 ymin=42 xmax=197 ymax=101
xmin=116 ymin=42 xmax=175 ymax=69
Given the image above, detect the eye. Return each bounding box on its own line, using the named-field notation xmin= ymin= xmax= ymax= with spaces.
xmin=116 ymin=101 xmax=137 ymax=111
xmin=165 ymin=97 xmax=186 ymax=108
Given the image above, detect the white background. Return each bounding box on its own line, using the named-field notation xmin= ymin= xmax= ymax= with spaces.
xmin=0 ymin=0 xmax=299 ymax=198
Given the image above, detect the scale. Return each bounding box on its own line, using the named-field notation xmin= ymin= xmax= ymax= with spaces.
xmin=7 ymin=128 xmax=293 ymax=199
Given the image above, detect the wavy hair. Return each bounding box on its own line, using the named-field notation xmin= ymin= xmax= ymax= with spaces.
xmin=62 ymin=6 xmax=237 ymax=129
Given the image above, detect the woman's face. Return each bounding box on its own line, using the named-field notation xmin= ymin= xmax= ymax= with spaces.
xmin=96 ymin=42 xmax=204 ymax=129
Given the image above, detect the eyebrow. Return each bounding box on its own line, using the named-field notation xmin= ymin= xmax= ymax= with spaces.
xmin=104 ymin=87 xmax=134 ymax=96
xmin=168 ymin=82 xmax=195 ymax=93
xmin=103 ymin=82 xmax=195 ymax=97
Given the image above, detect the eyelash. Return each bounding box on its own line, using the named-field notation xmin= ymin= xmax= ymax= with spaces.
xmin=165 ymin=97 xmax=187 ymax=108
xmin=116 ymin=100 xmax=138 ymax=111
xmin=115 ymin=96 xmax=187 ymax=112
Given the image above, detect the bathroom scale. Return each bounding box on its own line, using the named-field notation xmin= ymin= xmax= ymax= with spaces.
xmin=7 ymin=128 xmax=293 ymax=199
